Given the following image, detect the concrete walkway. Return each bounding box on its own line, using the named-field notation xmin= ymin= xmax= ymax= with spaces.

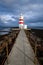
xmin=4 ymin=30 xmax=39 ymax=65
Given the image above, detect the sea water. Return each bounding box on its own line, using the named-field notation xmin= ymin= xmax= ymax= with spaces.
xmin=0 ymin=27 xmax=10 ymax=35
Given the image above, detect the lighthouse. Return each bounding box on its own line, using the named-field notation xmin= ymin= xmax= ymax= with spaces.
xmin=19 ymin=14 xmax=24 ymax=29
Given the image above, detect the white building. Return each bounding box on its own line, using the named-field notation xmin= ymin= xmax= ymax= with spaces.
xmin=24 ymin=25 xmax=27 ymax=29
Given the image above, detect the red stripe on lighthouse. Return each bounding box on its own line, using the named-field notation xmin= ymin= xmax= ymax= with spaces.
xmin=19 ymin=19 xmax=23 ymax=21
xmin=19 ymin=22 xmax=24 ymax=24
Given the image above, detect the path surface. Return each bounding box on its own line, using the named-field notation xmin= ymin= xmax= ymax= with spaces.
xmin=4 ymin=30 xmax=39 ymax=65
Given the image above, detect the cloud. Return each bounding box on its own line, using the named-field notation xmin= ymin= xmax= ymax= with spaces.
xmin=27 ymin=22 xmax=43 ymax=28
xmin=0 ymin=0 xmax=43 ymax=28
xmin=0 ymin=14 xmax=16 ymax=23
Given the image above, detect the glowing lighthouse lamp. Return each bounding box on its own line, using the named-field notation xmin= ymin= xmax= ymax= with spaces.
xmin=19 ymin=14 xmax=24 ymax=29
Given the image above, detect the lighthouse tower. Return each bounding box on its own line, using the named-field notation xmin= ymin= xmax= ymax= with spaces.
xmin=19 ymin=14 xmax=24 ymax=29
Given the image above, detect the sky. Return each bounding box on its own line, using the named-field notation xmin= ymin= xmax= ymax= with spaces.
xmin=0 ymin=0 xmax=43 ymax=28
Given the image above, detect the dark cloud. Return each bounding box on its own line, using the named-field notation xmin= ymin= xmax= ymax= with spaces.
xmin=0 ymin=0 xmax=43 ymax=28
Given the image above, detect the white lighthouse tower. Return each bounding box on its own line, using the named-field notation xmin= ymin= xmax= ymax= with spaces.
xmin=19 ymin=14 xmax=24 ymax=29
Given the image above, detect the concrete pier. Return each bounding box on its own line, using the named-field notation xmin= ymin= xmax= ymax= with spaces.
xmin=4 ymin=30 xmax=39 ymax=65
